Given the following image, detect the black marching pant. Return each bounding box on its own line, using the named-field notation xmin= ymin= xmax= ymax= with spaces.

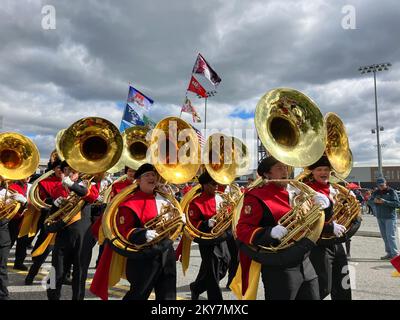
xmin=0 ymin=223 xmax=11 ymax=300
xmin=26 ymin=213 xmax=53 ymax=282
xmin=226 ymin=234 xmax=239 ymax=288
xmin=190 ymin=242 xmax=230 ymax=300
xmin=123 ymin=245 xmax=176 ymax=300
xmin=8 ymin=217 xmax=30 ymax=266
xmin=47 ymin=226 xmax=86 ymax=300
xmin=309 ymin=243 xmax=352 ymax=300
xmin=261 ymin=257 xmax=320 ymax=300
xmin=78 ymin=225 xmax=97 ymax=300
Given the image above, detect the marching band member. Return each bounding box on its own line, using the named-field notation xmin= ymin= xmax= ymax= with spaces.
xmin=235 ymin=156 xmax=329 ymax=300
xmin=45 ymin=161 xmax=99 ymax=300
xmin=93 ymin=163 xmax=177 ymax=300
xmin=306 ymin=155 xmax=352 ymax=300
xmin=8 ymin=177 xmax=31 ymax=270
xmin=110 ymin=166 xmax=136 ymax=199
xmin=188 ymin=171 xmax=230 ymax=300
xmin=79 ymin=172 xmax=109 ymax=299
xmin=0 ymin=178 xmax=11 ymax=300
xmin=25 ymin=158 xmax=64 ymax=285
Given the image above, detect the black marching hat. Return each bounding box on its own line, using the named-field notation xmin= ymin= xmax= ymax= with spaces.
xmin=134 ymin=163 xmax=155 ymax=179
xmin=257 ymin=156 xmax=279 ymax=176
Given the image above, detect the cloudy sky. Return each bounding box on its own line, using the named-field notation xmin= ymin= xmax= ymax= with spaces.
xmin=1 ymin=0 xmax=399 ymax=171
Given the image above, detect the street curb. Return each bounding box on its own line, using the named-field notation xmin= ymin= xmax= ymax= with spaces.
xmin=355 ymin=230 xmax=381 ymax=238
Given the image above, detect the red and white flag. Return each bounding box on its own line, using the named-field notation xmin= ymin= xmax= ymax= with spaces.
xmin=192 ymin=53 xmax=222 ymax=87
xmin=187 ymin=76 xmax=208 ymax=98
xmin=181 ymin=97 xmax=201 ymax=123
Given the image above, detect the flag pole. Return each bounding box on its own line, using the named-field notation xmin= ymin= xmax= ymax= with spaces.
xmin=204 ymin=96 xmax=207 ymax=131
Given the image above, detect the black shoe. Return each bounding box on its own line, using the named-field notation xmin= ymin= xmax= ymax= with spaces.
xmin=25 ymin=276 xmax=34 ymax=285
xmin=190 ymin=284 xmax=199 ymax=300
xmin=14 ymin=264 xmax=28 ymax=271
xmin=380 ymin=254 xmax=391 ymax=260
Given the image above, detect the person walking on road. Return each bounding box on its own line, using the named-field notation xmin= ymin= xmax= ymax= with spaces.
xmin=368 ymin=177 xmax=400 ymax=260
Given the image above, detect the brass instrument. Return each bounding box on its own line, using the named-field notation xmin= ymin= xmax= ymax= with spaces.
xmin=0 ymin=132 xmax=39 ymax=221
xmin=181 ymin=133 xmax=245 ymax=244
xmin=109 ymin=125 xmax=150 ymax=173
xmin=255 ymin=88 xmax=326 ymax=167
xmin=322 ymin=113 xmax=361 ymax=242
xmin=102 ymin=117 xmax=195 ymax=258
xmin=55 ymin=129 xmax=66 ymax=161
xmin=232 ymin=88 xmax=326 ymax=266
xmin=44 ymin=117 xmax=123 ymax=230
xmin=102 ymin=182 xmax=184 ymax=258
xmin=297 ymin=113 xmax=361 ymax=244
xmin=28 ymin=170 xmax=54 ymax=211
xmin=149 ymin=116 xmax=200 ymax=184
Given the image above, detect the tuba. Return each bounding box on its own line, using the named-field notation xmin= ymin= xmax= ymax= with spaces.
xmin=319 ymin=113 xmax=361 ymax=244
xmin=108 ymin=125 xmax=150 ymax=173
xmin=101 ymin=117 xmax=196 ymax=258
xmin=181 ymin=133 xmax=245 ymax=244
xmin=44 ymin=117 xmax=123 ymax=230
xmin=232 ymin=88 xmax=326 ymax=266
xmin=0 ymin=132 xmax=39 ymax=221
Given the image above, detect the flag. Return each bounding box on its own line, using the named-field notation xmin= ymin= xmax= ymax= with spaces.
xmin=187 ymin=76 xmax=208 ymax=98
xmin=119 ymin=104 xmax=144 ymax=132
xmin=192 ymin=53 xmax=222 ymax=87
xmin=191 ymin=125 xmax=205 ymax=148
xmin=127 ymin=85 xmax=154 ymax=110
xmin=143 ymin=114 xmax=156 ymax=129
xmin=181 ymin=97 xmax=201 ymax=123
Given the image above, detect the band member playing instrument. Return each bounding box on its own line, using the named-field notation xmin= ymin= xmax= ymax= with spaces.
xmin=115 ymin=163 xmax=176 ymax=300
xmin=8 ymin=177 xmax=31 ymax=270
xmin=236 ymin=156 xmax=329 ymax=300
xmin=45 ymin=161 xmax=99 ymax=300
xmin=25 ymin=158 xmax=64 ymax=285
xmin=189 ymin=171 xmax=231 ymax=300
xmin=0 ymin=179 xmax=12 ymax=300
xmin=306 ymin=155 xmax=352 ymax=300
xmin=79 ymin=172 xmax=109 ymax=299
xmin=110 ymin=166 xmax=136 ymax=199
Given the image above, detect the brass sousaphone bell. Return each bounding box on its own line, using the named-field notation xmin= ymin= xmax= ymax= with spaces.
xmin=0 ymin=132 xmax=40 ymax=221
xmin=44 ymin=117 xmax=123 ymax=230
xmin=108 ymin=125 xmax=150 ymax=174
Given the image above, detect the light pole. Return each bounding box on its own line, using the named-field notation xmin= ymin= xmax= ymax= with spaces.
xmin=359 ymin=62 xmax=391 ymax=178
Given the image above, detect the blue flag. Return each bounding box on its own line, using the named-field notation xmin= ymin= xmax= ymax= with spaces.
xmin=119 ymin=104 xmax=144 ymax=132
xmin=127 ymin=85 xmax=154 ymax=111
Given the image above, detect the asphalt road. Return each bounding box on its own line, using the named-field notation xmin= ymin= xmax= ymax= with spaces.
xmin=6 ymin=214 xmax=400 ymax=300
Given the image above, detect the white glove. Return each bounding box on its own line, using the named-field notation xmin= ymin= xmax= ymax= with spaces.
xmin=145 ymin=229 xmax=159 ymax=242
xmin=101 ymin=179 xmax=110 ymax=190
xmin=208 ymin=218 xmax=217 ymax=228
xmin=181 ymin=213 xmax=187 ymax=224
xmin=62 ymin=176 xmax=74 ymax=188
xmin=96 ymin=194 xmax=104 ymax=203
xmin=54 ymin=197 xmax=65 ymax=208
xmin=313 ymin=193 xmax=330 ymax=209
xmin=11 ymin=193 xmax=27 ymax=205
xmin=333 ymin=221 xmax=346 ymax=237
xmin=270 ymin=225 xmax=288 ymax=240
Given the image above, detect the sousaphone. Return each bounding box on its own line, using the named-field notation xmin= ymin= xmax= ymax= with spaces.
xmin=0 ymin=132 xmax=39 ymax=221
xmin=232 ymin=88 xmax=326 ymax=266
